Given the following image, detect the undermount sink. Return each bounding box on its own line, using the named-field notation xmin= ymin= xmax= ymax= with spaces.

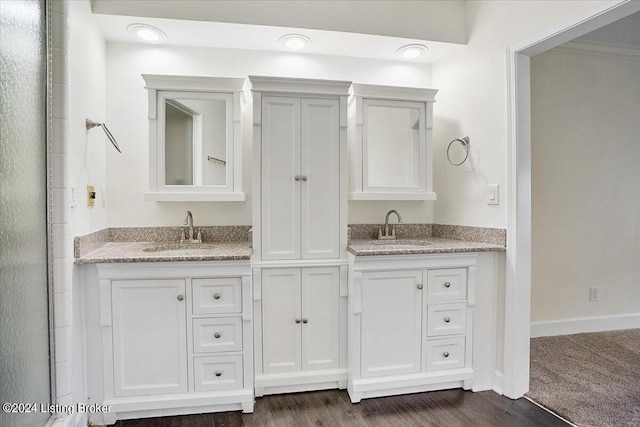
xmin=142 ymin=243 xmax=217 ymax=253
xmin=368 ymin=239 xmax=432 ymax=246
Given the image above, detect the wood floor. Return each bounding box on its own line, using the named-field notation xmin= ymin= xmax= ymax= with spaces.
xmin=115 ymin=389 xmax=568 ymax=427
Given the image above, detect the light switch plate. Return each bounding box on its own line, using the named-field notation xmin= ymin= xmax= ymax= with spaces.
xmin=487 ymin=184 xmax=499 ymax=205
xmin=87 ymin=185 xmax=95 ymax=207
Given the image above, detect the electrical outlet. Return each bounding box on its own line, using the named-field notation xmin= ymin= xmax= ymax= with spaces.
xmin=589 ymin=287 xmax=599 ymax=302
xmin=70 ymin=180 xmax=77 ymax=208
xmin=87 ymin=185 xmax=96 ymax=207
xmin=487 ymin=184 xmax=499 ymax=205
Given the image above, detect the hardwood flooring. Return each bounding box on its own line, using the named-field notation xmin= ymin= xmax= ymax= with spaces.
xmin=115 ymin=389 xmax=568 ymax=427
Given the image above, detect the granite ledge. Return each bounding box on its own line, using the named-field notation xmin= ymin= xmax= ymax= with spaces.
xmin=347 ymin=237 xmax=505 ymax=257
xmin=75 ymin=241 xmax=252 ymax=264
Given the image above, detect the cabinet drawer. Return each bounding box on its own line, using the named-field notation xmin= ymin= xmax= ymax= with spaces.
xmin=192 ymin=278 xmax=242 ymax=315
xmin=193 ymin=317 xmax=242 ymax=354
xmin=427 ymin=268 xmax=467 ymax=303
xmin=193 ymin=355 xmax=243 ymax=392
xmin=425 ymin=337 xmax=466 ymax=372
xmin=426 ymin=303 xmax=467 ymax=337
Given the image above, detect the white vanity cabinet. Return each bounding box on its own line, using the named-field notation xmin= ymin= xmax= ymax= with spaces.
xmin=91 ymin=262 xmax=253 ymax=425
xmin=258 ymin=92 xmax=343 ymax=260
xmin=250 ymin=76 xmax=350 ymax=396
xmin=261 ymin=267 xmax=341 ymax=374
xmin=111 ymin=279 xmax=188 ymax=397
xmin=348 ymin=254 xmax=476 ymax=403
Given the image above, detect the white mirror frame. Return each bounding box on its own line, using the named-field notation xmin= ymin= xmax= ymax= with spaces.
xmin=142 ymin=75 xmax=246 ymax=201
xmin=349 ymin=83 xmax=437 ymax=201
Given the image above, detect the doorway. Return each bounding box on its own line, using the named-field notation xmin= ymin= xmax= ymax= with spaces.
xmin=504 ymin=0 xmax=640 ymax=399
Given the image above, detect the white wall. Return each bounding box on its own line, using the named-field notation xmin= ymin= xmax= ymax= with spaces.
xmin=68 ymin=0 xmax=107 ymax=424
xmin=69 ymin=3 xmax=108 ymax=234
xmin=105 ymin=42 xmax=435 ymax=226
xmin=530 ymin=46 xmax=640 ymax=323
xmin=431 ymin=0 xmax=607 ymax=228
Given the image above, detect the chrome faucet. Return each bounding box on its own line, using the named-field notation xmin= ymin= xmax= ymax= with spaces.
xmin=379 ymin=210 xmax=403 ymax=240
xmin=180 ymin=210 xmax=202 ymax=243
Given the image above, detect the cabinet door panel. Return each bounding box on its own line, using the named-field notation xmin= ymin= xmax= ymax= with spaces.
xmin=261 ymin=96 xmax=301 ymax=260
xmin=112 ymin=279 xmax=187 ymax=397
xmin=301 ymin=267 xmax=340 ymax=370
xmin=261 ymin=268 xmax=302 ymax=373
xmin=361 ymin=270 xmax=422 ymax=378
xmin=301 ymin=98 xmax=341 ymax=259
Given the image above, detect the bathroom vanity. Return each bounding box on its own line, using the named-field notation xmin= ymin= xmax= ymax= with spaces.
xmin=75 ymin=76 xmax=505 ymax=425
xmin=79 ymin=240 xmax=254 ymax=425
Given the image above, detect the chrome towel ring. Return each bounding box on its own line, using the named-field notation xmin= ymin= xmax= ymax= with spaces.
xmin=447 ymin=136 xmax=470 ymax=166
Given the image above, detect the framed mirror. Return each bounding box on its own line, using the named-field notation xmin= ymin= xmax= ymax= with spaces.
xmin=349 ymin=84 xmax=437 ymax=200
xmin=143 ymin=75 xmax=245 ymax=201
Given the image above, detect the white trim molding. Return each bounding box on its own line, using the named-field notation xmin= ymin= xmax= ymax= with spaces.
xmin=552 ymin=40 xmax=640 ymax=61
xmin=505 ymin=0 xmax=640 ymax=400
xmin=531 ymin=313 xmax=640 ymax=338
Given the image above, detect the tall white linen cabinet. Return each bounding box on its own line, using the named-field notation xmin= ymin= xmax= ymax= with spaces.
xmin=250 ymin=77 xmax=350 ymax=396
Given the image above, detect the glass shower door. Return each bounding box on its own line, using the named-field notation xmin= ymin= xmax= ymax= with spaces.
xmin=0 ymin=1 xmax=52 ymax=426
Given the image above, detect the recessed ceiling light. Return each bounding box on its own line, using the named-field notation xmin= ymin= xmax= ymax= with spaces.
xmin=127 ymin=23 xmax=166 ymax=43
xmin=397 ymin=44 xmax=428 ymax=59
xmin=279 ymin=34 xmax=311 ymax=51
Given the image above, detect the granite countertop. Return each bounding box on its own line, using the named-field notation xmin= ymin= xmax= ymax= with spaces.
xmin=75 ymin=241 xmax=252 ymax=264
xmin=347 ymin=237 xmax=505 ymax=256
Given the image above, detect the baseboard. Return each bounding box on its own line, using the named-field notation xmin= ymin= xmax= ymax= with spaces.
xmin=531 ymin=313 xmax=640 ymax=338
xmin=492 ymin=371 xmax=504 ymax=395
xmin=50 ymin=412 xmax=85 ymax=427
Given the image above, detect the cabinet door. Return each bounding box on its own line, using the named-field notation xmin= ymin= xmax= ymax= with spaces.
xmin=301 ymin=267 xmax=340 ymax=370
xmin=261 ymin=268 xmax=302 ymax=373
xmin=300 ymin=98 xmax=341 ymax=259
xmin=111 ymin=279 xmax=187 ymax=397
xmin=261 ymin=96 xmax=301 ymax=260
xmin=360 ymin=270 xmax=423 ymax=378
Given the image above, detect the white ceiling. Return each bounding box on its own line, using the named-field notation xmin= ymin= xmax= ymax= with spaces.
xmin=575 ymin=10 xmax=640 ymax=48
xmin=92 ymin=0 xmax=468 ymax=64
xmin=94 ymin=14 xmax=467 ymax=64
xmin=91 ymin=0 xmax=468 ymax=45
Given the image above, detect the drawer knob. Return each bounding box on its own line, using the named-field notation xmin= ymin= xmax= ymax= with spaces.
xmin=213 ymin=293 xmax=222 ymax=300
xmin=444 ymin=281 xmax=451 ymax=288
xmin=417 ymin=284 xmax=423 ymax=290
xmin=444 ymin=317 xmax=451 ymax=323
xmin=295 ymin=175 xmax=301 ymax=181
xmin=443 ymin=351 xmax=450 ymax=358
xmin=302 ymin=318 xmax=308 ymax=324
xmin=215 ymin=371 xmax=223 ymax=377
xmin=295 ymin=319 xmax=301 ymax=324
xmin=214 ymin=332 xmax=221 ymax=339
xmin=177 ymin=295 xmax=184 ymax=301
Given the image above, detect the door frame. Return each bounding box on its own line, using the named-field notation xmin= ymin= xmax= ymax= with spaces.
xmin=504 ymin=0 xmax=640 ymax=398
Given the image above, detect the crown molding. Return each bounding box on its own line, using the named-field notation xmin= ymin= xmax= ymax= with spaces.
xmin=553 ymin=41 xmax=640 ymax=61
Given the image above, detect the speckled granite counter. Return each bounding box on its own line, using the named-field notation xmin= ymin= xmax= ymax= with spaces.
xmin=347 ymin=237 xmax=505 ymax=256
xmin=75 ymin=241 xmax=252 ymax=264
xmin=74 ymin=226 xmax=252 ymax=264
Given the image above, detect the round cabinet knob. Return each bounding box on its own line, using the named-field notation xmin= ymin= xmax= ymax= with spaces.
xmin=443 ymin=352 xmax=450 ymax=358
xmin=213 ymin=293 xmax=221 ymax=300
xmin=417 ymin=284 xmax=423 ymax=290
xmin=444 ymin=281 xmax=451 ymax=288
xmin=295 ymin=319 xmax=301 ymax=324
xmin=295 ymin=175 xmax=301 ymax=181
xmin=302 ymin=318 xmax=308 ymax=324
xmin=444 ymin=317 xmax=451 ymax=323
xmin=214 ymin=332 xmax=221 ymax=339
xmin=215 ymin=371 xmax=223 ymax=377
xmin=177 ymin=295 xmax=184 ymax=301
xmin=301 ymin=175 xmax=308 ymax=181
